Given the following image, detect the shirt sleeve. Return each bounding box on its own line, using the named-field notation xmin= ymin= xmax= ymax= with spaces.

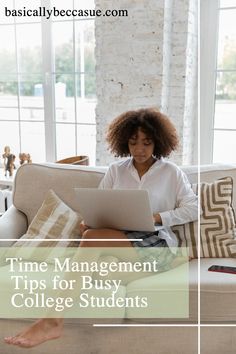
xmin=159 ymin=169 xmax=198 ymax=227
xmin=98 ymin=165 xmax=114 ymax=189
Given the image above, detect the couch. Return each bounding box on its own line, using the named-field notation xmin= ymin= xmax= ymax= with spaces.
xmin=0 ymin=162 xmax=236 ymax=354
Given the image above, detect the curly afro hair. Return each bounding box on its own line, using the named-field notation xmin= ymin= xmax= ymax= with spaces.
xmin=106 ymin=108 xmax=179 ymax=159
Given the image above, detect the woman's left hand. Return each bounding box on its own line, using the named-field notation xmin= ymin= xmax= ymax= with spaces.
xmin=153 ymin=213 xmax=162 ymax=225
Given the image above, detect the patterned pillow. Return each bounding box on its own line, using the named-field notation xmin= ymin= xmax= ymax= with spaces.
xmin=172 ymin=177 xmax=236 ymax=258
xmin=15 ymin=189 xmax=82 ymax=249
xmin=200 ymin=177 xmax=236 ymax=257
xmin=172 ymin=221 xmax=198 ymax=258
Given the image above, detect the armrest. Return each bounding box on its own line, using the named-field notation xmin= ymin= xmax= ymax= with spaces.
xmin=0 ymin=206 xmax=28 ymax=246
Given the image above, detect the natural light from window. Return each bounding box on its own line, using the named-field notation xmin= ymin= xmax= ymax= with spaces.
xmin=0 ymin=0 xmax=96 ymax=166
xmin=213 ymin=0 xmax=236 ymax=162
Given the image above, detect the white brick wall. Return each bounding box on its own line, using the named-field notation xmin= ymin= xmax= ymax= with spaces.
xmin=95 ymin=0 xmax=198 ymax=166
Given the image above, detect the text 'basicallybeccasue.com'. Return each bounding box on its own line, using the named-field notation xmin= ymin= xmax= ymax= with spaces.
xmin=4 ymin=6 xmax=129 ymax=20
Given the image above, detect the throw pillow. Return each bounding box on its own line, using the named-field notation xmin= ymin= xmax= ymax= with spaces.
xmin=199 ymin=176 xmax=236 ymax=257
xmin=172 ymin=177 xmax=236 ymax=258
xmin=172 ymin=221 xmax=198 ymax=259
xmin=12 ymin=189 xmax=83 ymax=261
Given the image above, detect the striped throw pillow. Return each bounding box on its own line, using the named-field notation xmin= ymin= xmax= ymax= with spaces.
xmin=200 ymin=177 xmax=236 ymax=257
xmin=172 ymin=221 xmax=198 ymax=258
xmin=15 ymin=189 xmax=83 ymax=248
xmin=173 ymin=177 xmax=236 ymax=258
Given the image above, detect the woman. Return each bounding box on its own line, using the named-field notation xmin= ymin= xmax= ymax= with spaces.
xmin=4 ymin=108 xmax=198 ymax=348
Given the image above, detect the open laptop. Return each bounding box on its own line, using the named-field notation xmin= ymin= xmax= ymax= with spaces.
xmin=74 ymin=188 xmax=156 ymax=232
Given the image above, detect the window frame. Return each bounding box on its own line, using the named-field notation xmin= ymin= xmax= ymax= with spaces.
xmin=200 ymin=0 xmax=220 ymax=164
xmin=200 ymin=0 xmax=236 ymax=164
xmin=0 ymin=0 xmax=96 ymax=164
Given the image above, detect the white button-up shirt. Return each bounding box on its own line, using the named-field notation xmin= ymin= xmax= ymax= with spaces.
xmin=99 ymin=157 xmax=198 ymax=248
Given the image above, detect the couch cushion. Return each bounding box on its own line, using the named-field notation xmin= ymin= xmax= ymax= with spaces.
xmin=0 ymin=262 xmax=126 ymax=319
xmin=13 ymin=163 xmax=106 ymax=224
xmin=200 ymin=257 xmax=236 ymax=322
xmin=125 ymin=261 xmax=197 ymax=322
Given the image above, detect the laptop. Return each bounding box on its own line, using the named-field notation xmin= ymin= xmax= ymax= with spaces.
xmin=74 ymin=188 xmax=156 ymax=232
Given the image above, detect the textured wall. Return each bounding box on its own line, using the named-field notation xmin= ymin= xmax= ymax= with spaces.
xmin=165 ymin=0 xmax=198 ymax=165
xmin=95 ymin=0 xmax=198 ymax=165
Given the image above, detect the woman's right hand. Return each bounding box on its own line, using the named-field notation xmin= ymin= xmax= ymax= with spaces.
xmin=79 ymin=220 xmax=90 ymax=235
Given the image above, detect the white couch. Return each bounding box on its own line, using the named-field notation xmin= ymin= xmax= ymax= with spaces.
xmin=0 ymin=162 xmax=236 ymax=354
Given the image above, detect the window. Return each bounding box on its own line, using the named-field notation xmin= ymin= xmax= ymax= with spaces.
xmin=0 ymin=0 xmax=96 ymax=165
xmin=201 ymin=0 xmax=236 ymax=164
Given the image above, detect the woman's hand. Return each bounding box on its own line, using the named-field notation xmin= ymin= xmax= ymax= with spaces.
xmin=79 ymin=220 xmax=90 ymax=235
xmin=153 ymin=213 xmax=162 ymax=225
